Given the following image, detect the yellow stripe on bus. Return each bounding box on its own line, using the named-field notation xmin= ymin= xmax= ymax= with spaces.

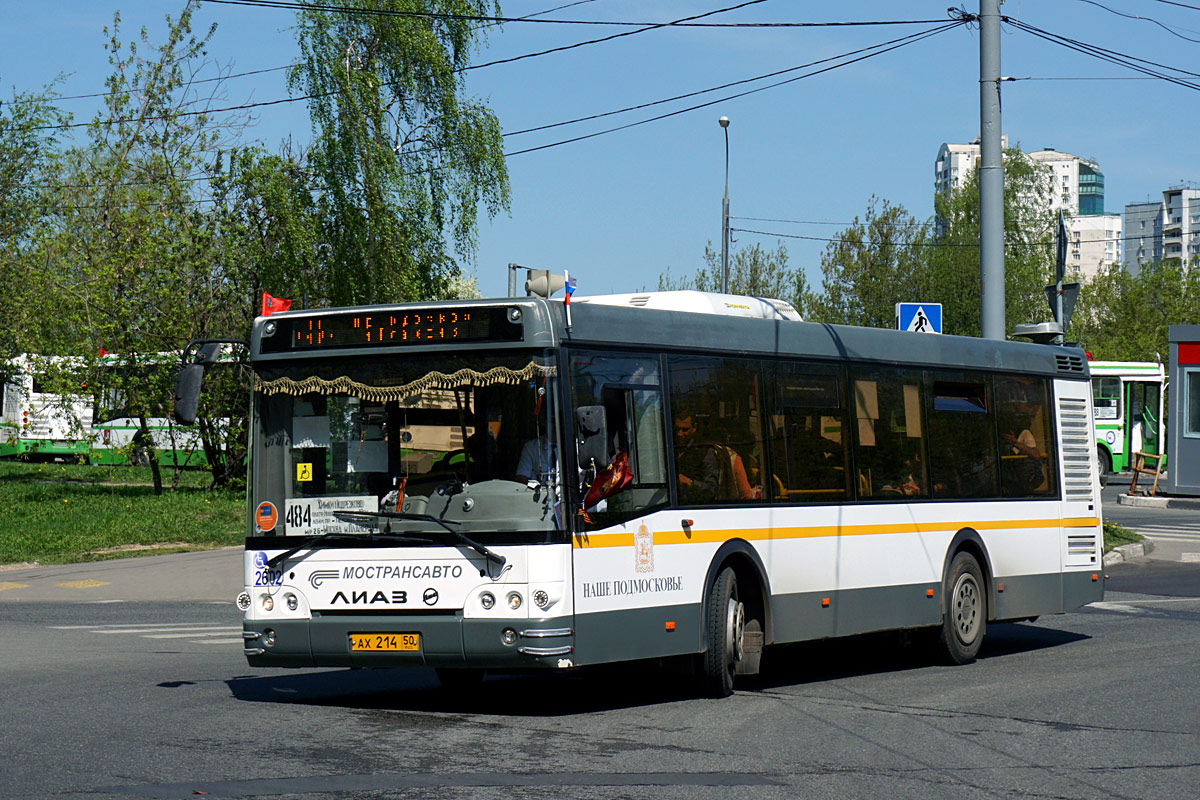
xmin=573 ymin=516 xmax=1101 ymax=549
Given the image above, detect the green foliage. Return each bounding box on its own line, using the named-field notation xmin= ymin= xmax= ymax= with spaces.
xmin=1072 ymin=259 xmax=1200 ymax=360
xmin=811 ymin=197 xmax=929 ymax=328
xmin=290 ymin=0 xmax=510 ymax=305
xmin=812 ymin=150 xmax=1056 ymax=335
xmin=659 ymin=241 xmax=815 ymax=317
xmin=0 ymin=461 xmax=241 ymax=565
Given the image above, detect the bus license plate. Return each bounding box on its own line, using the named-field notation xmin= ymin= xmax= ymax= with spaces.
xmin=349 ymin=633 xmax=420 ymax=652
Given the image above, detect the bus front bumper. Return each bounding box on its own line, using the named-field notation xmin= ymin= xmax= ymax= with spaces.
xmin=243 ymin=613 xmax=576 ymax=670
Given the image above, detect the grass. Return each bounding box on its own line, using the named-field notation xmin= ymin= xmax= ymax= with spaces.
xmin=1103 ymin=521 xmax=1144 ymax=553
xmin=0 ymin=461 xmax=244 ymax=566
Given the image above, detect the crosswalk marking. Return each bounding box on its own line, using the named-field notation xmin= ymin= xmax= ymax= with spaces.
xmin=48 ymin=622 xmax=243 ymax=646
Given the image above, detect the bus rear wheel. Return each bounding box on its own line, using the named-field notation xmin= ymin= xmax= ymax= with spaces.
xmin=938 ymin=552 xmax=986 ymax=665
xmin=701 ymin=566 xmax=744 ymax=698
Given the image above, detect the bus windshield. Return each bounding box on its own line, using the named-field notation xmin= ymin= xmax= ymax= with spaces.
xmin=251 ymin=351 xmax=562 ymax=538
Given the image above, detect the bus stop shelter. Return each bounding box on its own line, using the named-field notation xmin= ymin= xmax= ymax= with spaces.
xmin=1166 ymin=324 xmax=1200 ymax=496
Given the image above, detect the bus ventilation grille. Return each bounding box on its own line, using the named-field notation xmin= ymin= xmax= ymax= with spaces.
xmin=1055 ymin=354 xmax=1085 ymax=374
xmin=1066 ymin=532 xmax=1099 ymax=566
xmin=627 ymin=295 xmax=651 ymax=307
xmin=1058 ymin=398 xmax=1095 ymax=501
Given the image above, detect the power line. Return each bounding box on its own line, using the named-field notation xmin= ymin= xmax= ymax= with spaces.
xmin=1071 ymin=0 xmax=1200 ymax=43
xmin=504 ymin=24 xmax=958 ymax=137
xmin=204 ymin=0 xmax=950 ymax=29
xmin=504 ymin=20 xmax=966 ymax=157
xmin=1005 ymin=18 xmax=1200 ymax=91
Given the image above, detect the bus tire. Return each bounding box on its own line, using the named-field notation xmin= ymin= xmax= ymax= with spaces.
xmin=938 ymin=551 xmax=986 ymax=665
xmin=436 ymin=668 xmax=485 ymax=690
xmin=1098 ymin=449 xmax=1112 ymax=479
xmin=702 ymin=566 xmax=744 ymax=698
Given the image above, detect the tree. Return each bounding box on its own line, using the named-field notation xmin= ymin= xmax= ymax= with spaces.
xmin=0 ymin=87 xmax=69 ymax=380
xmin=290 ymin=0 xmax=510 ymax=306
xmin=811 ymin=149 xmax=1058 ymax=336
xmin=659 ymin=241 xmax=814 ymax=317
xmin=28 ymin=2 xmax=249 ymax=490
xmin=925 ymin=149 xmax=1055 ymax=337
xmin=1072 ymin=259 xmax=1200 ymax=361
xmin=811 ymin=197 xmax=929 ymax=328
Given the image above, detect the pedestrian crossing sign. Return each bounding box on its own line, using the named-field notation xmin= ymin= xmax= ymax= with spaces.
xmin=895 ymin=303 xmax=942 ymax=334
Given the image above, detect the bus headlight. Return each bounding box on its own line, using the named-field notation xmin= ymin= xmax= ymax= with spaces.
xmin=285 ymin=593 xmax=298 ymax=611
xmin=261 ymin=595 xmax=274 ymax=612
xmin=236 ymin=592 xmax=251 ymax=611
xmin=480 ymin=591 xmax=495 ymax=610
xmin=507 ymin=592 xmax=523 ymax=611
xmin=533 ymin=589 xmax=550 ymax=610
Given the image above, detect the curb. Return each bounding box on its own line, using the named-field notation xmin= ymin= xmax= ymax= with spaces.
xmin=1117 ymin=494 xmax=1200 ymax=511
xmin=1103 ymin=539 xmax=1155 ymax=567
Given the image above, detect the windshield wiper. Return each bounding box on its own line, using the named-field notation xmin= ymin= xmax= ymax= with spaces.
xmin=331 ymin=511 xmax=507 ymax=570
xmin=265 ymin=530 xmax=422 ymax=569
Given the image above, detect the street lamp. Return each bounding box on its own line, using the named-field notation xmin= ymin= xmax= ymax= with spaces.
xmin=719 ymin=116 xmax=730 ymax=294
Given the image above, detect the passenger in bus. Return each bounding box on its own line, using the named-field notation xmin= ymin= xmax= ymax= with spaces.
xmin=674 ymin=412 xmax=756 ymax=503
xmin=1001 ymin=415 xmax=1044 ymax=494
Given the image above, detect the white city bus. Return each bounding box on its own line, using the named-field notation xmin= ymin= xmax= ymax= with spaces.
xmin=1089 ymin=361 xmax=1166 ymax=475
xmin=186 ymin=290 xmax=1103 ymax=696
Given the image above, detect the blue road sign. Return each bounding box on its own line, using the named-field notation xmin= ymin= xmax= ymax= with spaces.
xmin=895 ymin=302 xmax=942 ymax=334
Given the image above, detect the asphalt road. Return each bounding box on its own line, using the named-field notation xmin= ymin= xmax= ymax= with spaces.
xmin=1 ymin=553 xmax=1198 ymax=800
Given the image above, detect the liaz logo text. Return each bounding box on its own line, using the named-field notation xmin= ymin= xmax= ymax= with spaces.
xmin=331 ymin=590 xmax=410 ymax=605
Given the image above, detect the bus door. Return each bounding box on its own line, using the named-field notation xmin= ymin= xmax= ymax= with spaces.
xmin=1126 ymin=381 xmax=1162 ymax=457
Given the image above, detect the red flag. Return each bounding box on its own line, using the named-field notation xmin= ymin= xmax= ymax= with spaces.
xmin=98 ymin=347 xmax=108 ymax=357
xmin=261 ymin=292 xmax=293 ymax=317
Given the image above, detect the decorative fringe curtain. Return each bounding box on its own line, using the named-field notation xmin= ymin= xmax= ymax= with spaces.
xmin=254 ymin=361 xmax=557 ymax=403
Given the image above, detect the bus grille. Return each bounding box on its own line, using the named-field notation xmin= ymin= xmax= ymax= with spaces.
xmin=1066 ymin=531 xmax=1099 ymax=566
xmin=1058 ymin=398 xmax=1095 ymax=501
xmin=1055 ymin=354 xmax=1086 ymax=374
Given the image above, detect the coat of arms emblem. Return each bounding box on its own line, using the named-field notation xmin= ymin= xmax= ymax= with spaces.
xmin=634 ymin=523 xmax=654 ymax=573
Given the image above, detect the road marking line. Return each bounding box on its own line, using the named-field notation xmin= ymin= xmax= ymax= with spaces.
xmin=143 ymin=631 xmax=243 ymax=639
xmin=0 ymin=582 xmax=30 ymax=591
xmin=196 ymin=639 xmax=245 ymax=645
xmin=93 ymin=627 xmax=240 ymax=635
xmin=54 ymin=579 xmax=111 ymax=588
xmin=1089 ymin=602 xmax=1146 ymax=613
xmin=1182 ymin=553 xmax=1200 ymax=563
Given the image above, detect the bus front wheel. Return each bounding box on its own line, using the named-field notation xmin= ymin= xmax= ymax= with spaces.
xmin=938 ymin=552 xmax=986 ymax=665
xmin=701 ymin=566 xmax=744 ymax=698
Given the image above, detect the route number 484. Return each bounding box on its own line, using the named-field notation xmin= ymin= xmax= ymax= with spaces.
xmin=285 ymin=504 xmax=312 ymax=528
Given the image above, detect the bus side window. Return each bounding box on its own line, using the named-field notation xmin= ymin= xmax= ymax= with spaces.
xmin=668 ymin=356 xmax=767 ymax=506
xmin=995 ymin=376 xmax=1057 ymax=497
xmin=767 ymin=365 xmax=849 ymax=503
xmin=925 ymin=374 xmax=998 ymax=499
xmin=852 ymin=368 xmax=928 ymax=500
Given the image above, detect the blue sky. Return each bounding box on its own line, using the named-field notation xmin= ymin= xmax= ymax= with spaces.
xmin=5 ymin=0 xmax=1200 ymax=301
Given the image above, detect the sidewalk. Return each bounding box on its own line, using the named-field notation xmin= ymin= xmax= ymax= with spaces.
xmin=0 ymin=546 xmax=242 ymax=603
xmin=1117 ymin=493 xmax=1200 ymax=511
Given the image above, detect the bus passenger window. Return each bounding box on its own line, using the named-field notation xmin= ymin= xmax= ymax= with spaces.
xmin=668 ymin=356 xmax=767 ymax=506
xmin=852 ymin=369 xmax=927 ymax=500
xmin=767 ymin=366 xmax=849 ymax=503
xmin=996 ymin=376 xmax=1057 ymax=497
xmin=925 ymin=374 xmax=998 ymax=499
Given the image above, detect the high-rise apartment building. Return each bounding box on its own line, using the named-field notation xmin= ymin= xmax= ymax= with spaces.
xmin=1123 ymin=186 xmax=1200 ymax=273
xmin=934 ymin=139 xmax=1122 ymax=280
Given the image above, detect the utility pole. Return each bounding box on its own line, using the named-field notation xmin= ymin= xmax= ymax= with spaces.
xmin=979 ymin=0 xmax=1005 ymax=340
xmin=719 ymin=116 xmax=731 ymax=294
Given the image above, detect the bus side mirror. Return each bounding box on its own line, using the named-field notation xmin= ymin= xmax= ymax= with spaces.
xmin=575 ymin=405 xmax=609 ymax=470
xmin=173 ymin=364 xmax=205 ymax=425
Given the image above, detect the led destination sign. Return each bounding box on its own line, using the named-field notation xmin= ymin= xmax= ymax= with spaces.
xmin=264 ymin=307 xmax=522 ymax=352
